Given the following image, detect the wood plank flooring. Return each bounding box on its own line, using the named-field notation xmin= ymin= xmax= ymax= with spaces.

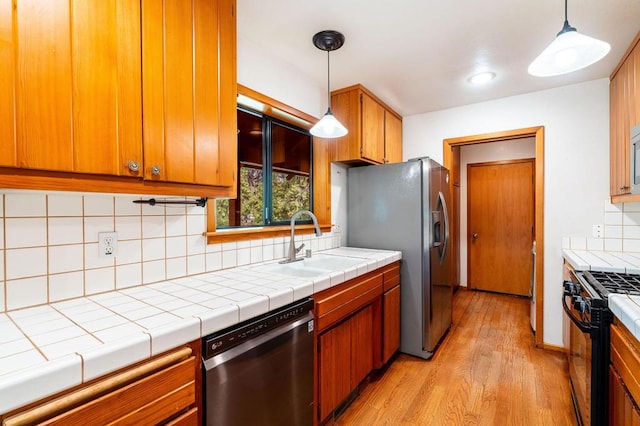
xmin=335 ymin=289 xmax=576 ymax=425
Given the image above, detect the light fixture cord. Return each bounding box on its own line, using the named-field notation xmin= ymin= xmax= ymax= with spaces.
xmin=326 ymin=50 xmax=331 ymax=110
xmin=564 ymin=0 xmax=568 ymax=24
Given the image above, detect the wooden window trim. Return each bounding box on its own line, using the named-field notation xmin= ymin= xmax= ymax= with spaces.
xmin=205 ymin=85 xmax=331 ymax=243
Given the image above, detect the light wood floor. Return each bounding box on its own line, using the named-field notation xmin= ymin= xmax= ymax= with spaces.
xmin=336 ymin=289 xmax=576 ymax=425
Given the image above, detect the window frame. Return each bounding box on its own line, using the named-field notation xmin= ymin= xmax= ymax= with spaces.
xmin=219 ymin=105 xmax=314 ymax=228
xmin=205 ymin=85 xmax=332 ymax=243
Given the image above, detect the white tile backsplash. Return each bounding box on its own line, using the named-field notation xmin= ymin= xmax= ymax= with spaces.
xmin=0 ymin=190 xmax=341 ymax=312
xmin=47 ymin=194 xmax=83 ymax=217
xmin=5 ymin=218 xmax=47 ymax=248
xmin=115 ymin=216 xmax=142 ymax=241
xmin=48 ymin=217 xmax=84 ymax=245
xmin=49 ymin=245 xmax=84 ymax=274
xmin=5 ymin=193 xmax=46 ymax=217
xmin=49 ymin=271 xmax=84 ymax=302
xmin=6 ymin=277 xmax=48 ymax=310
xmin=6 ymin=247 xmax=47 ymax=280
xmin=83 ymin=195 xmax=114 ymax=216
xmin=84 ymin=268 xmax=115 ymax=295
xmin=142 ymin=215 xmax=165 ymax=239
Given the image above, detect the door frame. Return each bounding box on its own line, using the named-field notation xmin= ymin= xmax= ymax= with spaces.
xmin=443 ymin=126 xmax=544 ymax=347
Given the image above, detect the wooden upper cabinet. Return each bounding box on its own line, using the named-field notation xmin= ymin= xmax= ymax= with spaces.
xmin=141 ymin=0 xmax=237 ymax=188
xmin=384 ymin=110 xmax=403 ymax=163
xmin=610 ymin=31 xmax=640 ymax=201
xmin=1 ymin=0 xmax=142 ymax=175
xmin=360 ymin=92 xmax=385 ymax=163
xmin=330 ymin=84 xmax=402 ymax=165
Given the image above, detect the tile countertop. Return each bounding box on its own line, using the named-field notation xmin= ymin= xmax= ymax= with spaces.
xmin=0 ymin=247 xmax=401 ymax=414
xmin=563 ymin=249 xmax=640 ymax=344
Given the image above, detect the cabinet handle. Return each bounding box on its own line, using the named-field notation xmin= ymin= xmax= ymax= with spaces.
xmin=620 ymin=186 xmax=630 ymax=191
xmin=127 ymin=161 xmax=140 ymax=172
xmin=151 ymin=165 xmax=161 ymax=175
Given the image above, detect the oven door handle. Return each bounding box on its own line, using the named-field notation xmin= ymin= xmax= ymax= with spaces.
xmin=562 ymin=291 xmax=594 ymax=334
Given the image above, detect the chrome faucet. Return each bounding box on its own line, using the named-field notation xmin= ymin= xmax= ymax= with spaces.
xmin=281 ymin=209 xmax=322 ymax=263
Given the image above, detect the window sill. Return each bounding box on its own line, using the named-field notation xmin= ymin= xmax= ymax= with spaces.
xmin=205 ymin=223 xmax=333 ymax=244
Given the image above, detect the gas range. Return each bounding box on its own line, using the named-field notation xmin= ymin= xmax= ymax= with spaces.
xmin=562 ymin=269 xmax=640 ymax=426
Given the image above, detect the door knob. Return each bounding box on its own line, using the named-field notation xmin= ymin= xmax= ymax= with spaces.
xmin=472 ymin=233 xmax=479 ymax=239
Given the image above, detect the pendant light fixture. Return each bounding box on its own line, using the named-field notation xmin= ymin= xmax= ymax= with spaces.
xmin=310 ymin=30 xmax=348 ymax=138
xmin=528 ymin=0 xmax=610 ymax=77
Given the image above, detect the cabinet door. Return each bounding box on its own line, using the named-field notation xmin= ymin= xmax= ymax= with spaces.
xmin=0 ymin=0 xmax=15 ymax=167
xmin=384 ymin=110 xmax=402 ymax=164
xmin=382 ymin=285 xmax=401 ymax=364
xmin=609 ymin=365 xmax=640 ymax=426
xmin=72 ymin=0 xmax=142 ymax=176
xmin=318 ymin=320 xmax=351 ymax=421
xmin=350 ymin=305 xmax=374 ymax=388
xmin=360 ymin=92 xmax=385 ymax=164
xmin=4 ymin=0 xmax=142 ymax=175
xmin=142 ymin=0 xmax=237 ymax=186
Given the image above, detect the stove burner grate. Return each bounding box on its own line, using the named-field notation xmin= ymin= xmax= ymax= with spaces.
xmin=585 ymin=270 xmax=640 ymax=297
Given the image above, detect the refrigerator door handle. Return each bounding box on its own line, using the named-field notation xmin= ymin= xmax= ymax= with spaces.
xmin=438 ymin=191 xmax=449 ymax=264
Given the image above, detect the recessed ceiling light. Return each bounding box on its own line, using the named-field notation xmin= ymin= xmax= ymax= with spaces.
xmin=468 ymin=71 xmax=496 ymax=85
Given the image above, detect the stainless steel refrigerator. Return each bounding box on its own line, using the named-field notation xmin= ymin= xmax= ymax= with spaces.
xmin=347 ymin=157 xmax=452 ymax=359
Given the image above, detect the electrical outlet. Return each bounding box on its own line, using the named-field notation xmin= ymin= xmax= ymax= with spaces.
xmin=592 ymin=224 xmax=603 ymax=239
xmin=99 ymin=232 xmax=118 ymax=257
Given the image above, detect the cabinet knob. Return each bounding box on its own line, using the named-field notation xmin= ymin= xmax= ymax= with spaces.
xmin=128 ymin=161 xmax=140 ymax=172
xmin=151 ymin=165 xmax=161 ymax=175
xmin=472 ymin=233 xmax=479 ymax=239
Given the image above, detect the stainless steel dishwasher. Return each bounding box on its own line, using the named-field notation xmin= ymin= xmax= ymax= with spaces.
xmin=202 ymin=297 xmax=314 ymax=426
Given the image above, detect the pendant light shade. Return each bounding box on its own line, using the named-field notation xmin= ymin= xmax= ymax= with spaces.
xmin=528 ymin=0 xmax=610 ymax=77
xmin=310 ymin=30 xmax=348 ymax=138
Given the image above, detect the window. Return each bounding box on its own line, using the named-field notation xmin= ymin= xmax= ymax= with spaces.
xmin=215 ymin=106 xmax=313 ymax=228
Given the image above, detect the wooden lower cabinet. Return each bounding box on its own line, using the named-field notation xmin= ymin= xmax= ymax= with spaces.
xmin=610 ymin=365 xmax=640 ymax=425
xmin=382 ymin=284 xmax=401 ymax=364
xmin=1 ymin=342 xmax=201 ymax=426
xmin=318 ymin=318 xmax=353 ymax=421
xmin=315 ymin=261 xmax=401 ymax=423
xmin=610 ymin=322 xmax=640 ymax=425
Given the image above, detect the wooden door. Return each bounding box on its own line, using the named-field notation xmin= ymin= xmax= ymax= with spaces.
xmin=383 ymin=110 xmax=402 ymax=164
xmin=468 ymin=159 xmax=534 ymax=296
xmin=318 ymin=320 xmax=351 ymax=421
xmin=142 ymin=0 xmax=236 ymax=186
xmin=360 ymin=92 xmax=385 ymax=164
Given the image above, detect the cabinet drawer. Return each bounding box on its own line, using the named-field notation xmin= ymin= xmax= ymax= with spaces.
xmin=382 ymin=263 xmax=400 ymax=291
xmin=611 ymin=322 xmax=640 ymax=406
xmin=3 ymin=347 xmax=196 ymax=426
xmin=315 ymin=272 xmax=383 ymax=332
xmin=44 ymin=357 xmax=195 ymax=425
xmin=164 ymin=407 xmax=198 ymax=426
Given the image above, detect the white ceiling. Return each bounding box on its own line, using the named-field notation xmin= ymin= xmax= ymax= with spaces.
xmin=237 ymin=0 xmax=640 ymax=117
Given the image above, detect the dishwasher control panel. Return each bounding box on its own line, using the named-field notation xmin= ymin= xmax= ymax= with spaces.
xmin=203 ymin=297 xmax=314 ymax=359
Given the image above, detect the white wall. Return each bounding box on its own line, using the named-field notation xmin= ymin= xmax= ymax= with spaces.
xmin=402 ymin=78 xmax=610 ymax=347
xmin=459 ymin=138 xmax=536 ymax=286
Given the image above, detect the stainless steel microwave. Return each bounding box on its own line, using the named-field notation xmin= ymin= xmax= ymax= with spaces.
xmin=632 ymin=123 xmax=640 ymax=194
